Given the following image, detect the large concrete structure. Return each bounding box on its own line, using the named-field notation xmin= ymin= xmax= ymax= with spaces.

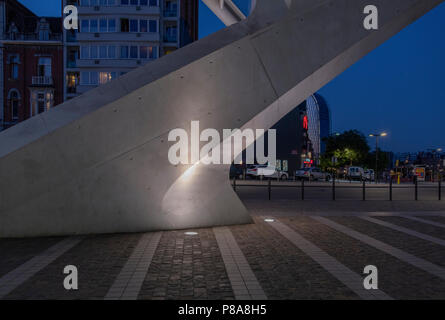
xmin=0 ymin=0 xmax=444 ymax=237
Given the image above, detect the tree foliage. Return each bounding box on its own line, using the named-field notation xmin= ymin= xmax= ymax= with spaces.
xmin=321 ymin=130 xmax=370 ymax=168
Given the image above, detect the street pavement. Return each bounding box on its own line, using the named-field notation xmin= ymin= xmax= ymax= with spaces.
xmin=0 ymin=188 xmax=445 ymax=300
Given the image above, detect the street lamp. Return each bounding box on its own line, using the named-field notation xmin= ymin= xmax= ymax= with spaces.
xmin=369 ymin=133 xmax=388 ymax=183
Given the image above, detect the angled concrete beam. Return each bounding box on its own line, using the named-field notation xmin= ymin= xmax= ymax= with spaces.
xmin=202 ymin=0 xmax=246 ymax=26
xmin=0 ymin=0 xmax=444 ymax=237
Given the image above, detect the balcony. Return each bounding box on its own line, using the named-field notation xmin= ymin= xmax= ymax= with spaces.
xmin=2 ymin=33 xmax=62 ymax=42
xmin=77 ymin=32 xmax=160 ymax=42
xmin=163 ymin=9 xmax=177 ymax=18
xmin=76 ymin=58 xmax=154 ymax=68
xmin=32 ymin=76 xmax=53 ymax=86
xmin=163 ymin=35 xmax=177 ymax=43
xmin=78 ymin=5 xmax=160 ymax=15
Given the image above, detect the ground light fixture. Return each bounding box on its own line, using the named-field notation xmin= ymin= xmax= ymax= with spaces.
xmin=184 ymin=231 xmax=199 ymax=236
xmin=264 ymin=218 xmax=275 ymax=222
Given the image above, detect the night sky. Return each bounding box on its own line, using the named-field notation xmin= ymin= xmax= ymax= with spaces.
xmin=18 ymin=0 xmax=445 ymax=153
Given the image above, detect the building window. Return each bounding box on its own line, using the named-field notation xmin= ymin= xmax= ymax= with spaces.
xmin=67 ymin=72 xmax=79 ymax=94
xmin=90 ymin=20 xmax=98 ymax=32
xmin=130 ymin=46 xmax=138 ymax=58
xmin=149 ymin=20 xmax=157 ymax=32
xmin=108 ymin=46 xmax=116 ymax=58
xmin=108 ymin=19 xmax=116 ymax=32
xmin=8 ymin=90 xmax=20 ymax=121
xmin=140 ymin=20 xmax=148 ymax=32
xmin=9 ymin=55 xmax=19 ymax=79
xmin=121 ymin=18 xmax=129 ymax=32
xmin=99 ymin=72 xmax=117 ymax=85
xmin=81 ymin=72 xmax=99 ymax=85
xmin=90 ymin=46 xmax=98 ymax=59
xmin=30 ymin=90 xmax=54 ymax=116
xmin=99 ymin=45 xmax=108 ymax=58
xmin=81 ymin=19 xmax=89 ymax=32
xmin=120 ymin=46 xmax=129 ymax=58
xmin=37 ymin=18 xmax=50 ymax=41
xmin=38 ymin=57 xmax=52 ymax=77
xmin=130 ymin=19 xmax=138 ymax=32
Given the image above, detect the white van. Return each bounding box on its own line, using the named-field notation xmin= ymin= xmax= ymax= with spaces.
xmin=347 ymin=167 xmax=364 ymax=180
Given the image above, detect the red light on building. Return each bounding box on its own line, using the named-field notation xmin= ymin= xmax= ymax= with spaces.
xmin=303 ymin=115 xmax=308 ymax=130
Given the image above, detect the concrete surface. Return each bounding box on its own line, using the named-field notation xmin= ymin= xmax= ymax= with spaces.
xmin=1 ymin=0 xmax=444 ymax=237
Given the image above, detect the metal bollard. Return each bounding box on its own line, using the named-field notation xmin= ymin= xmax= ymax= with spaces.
xmin=268 ymin=179 xmax=271 ymax=201
xmin=439 ymin=175 xmax=442 ymax=201
xmin=302 ymin=178 xmax=305 ymax=201
xmin=233 ymin=176 xmax=236 ymax=192
xmin=362 ymin=179 xmax=366 ymax=201
xmin=415 ymin=176 xmax=418 ymax=201
xmin=389 ymin=176 xmax=393 ymax=201
xmin=332 ymin=174 xmax=336 ymax=201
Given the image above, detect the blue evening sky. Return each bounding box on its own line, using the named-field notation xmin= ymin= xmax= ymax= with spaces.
xmin=19 ymin=0 xmax=445 ymax=153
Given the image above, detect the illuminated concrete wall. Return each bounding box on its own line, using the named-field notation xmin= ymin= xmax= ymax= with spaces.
xmin=0 ymin=0 xmax=443 ymax=237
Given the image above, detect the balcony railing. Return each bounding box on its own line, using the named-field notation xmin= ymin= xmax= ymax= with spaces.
xmin=32 ymin=76 xmax=53 ymax=86
xmin=2 ymin=33 xmax=62 ymax=41
xmin=163 ymin=9 xmax=177 ymax=17
xmin=163 ymin=35 xmax=177 ymax=43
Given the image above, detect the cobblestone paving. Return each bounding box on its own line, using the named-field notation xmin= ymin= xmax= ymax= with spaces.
xmin=373 ymin=216 xmax=445 ymax=240
xmin=329 ymin=217 xmax=445 ymax=268
xmin=4 ymin=234 xmax=140 ymax=300
xmin=1 ymin=213 xmax=445 ymax=300
xmin=229 ymin=218 xmax=357 ymax=300
xmin=283 ymin=216 xmax=445 ymax=299
xmin=138 ymin=229 xmax=233 ymax=300
xmin=0 ymin=237 xmax=63 ymax=278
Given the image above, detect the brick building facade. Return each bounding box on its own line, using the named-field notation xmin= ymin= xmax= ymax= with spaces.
xmin=0 ymin=0 xmax=63 ymax=131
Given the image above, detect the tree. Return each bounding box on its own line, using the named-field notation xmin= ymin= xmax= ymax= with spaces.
xmin=365 ymin=148 xmax=391 ymax=172
xmin=321 ymin=130 xmax=370 ymax=169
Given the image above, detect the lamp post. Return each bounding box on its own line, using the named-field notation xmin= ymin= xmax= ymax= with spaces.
xmin=433 ymin=148 xmax=442 ymax=182
xmin=369 ymin=133 xmax=387 ymax=183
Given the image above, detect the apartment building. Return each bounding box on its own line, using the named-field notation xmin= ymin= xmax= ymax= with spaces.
xmin=0 ymin=0 xmax=63 ymax=131
xmin=63 ymin=0 xmax=198 ymax=100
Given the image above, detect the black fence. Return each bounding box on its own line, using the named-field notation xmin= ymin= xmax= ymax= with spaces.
xmin=232 ymin=175 xmax=443 ymax=201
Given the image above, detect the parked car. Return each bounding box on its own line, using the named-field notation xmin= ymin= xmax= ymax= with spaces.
xmin=364 ymin=169 xmax=375 ymax=181
xmin=347 ymin=166 xmax=365 ymax=180
xmin=246 ymin=165 xmax=289 ymax=180
xmin=295 ymin=167 xmax=331 ymax=181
